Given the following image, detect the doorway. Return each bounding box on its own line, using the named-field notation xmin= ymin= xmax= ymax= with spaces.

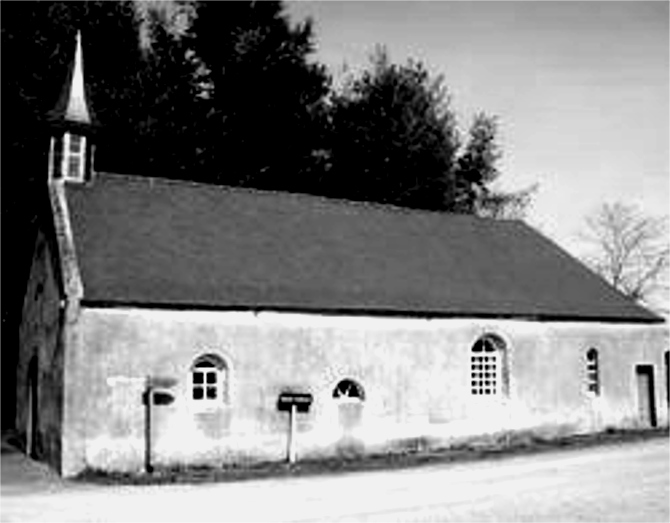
xmin=665 ymin=351 xmax=669 ymax=412
xmin=635 ymin=365 xmax=657 ymax=428
xmin=26 ymin=357 xmax=38 ymax=457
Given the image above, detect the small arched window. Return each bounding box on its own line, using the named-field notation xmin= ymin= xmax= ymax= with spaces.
xmin=191 ymin=354 xmax=228 ymax=403
xmin=471 ymin=334 xmax=507 ymax=396
xmin=586 ymin=348 xmax=600 ymax=396
xmin=333 ymin=379 xmax=365 ymax=401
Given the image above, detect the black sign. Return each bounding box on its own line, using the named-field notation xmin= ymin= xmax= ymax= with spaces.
xmin=142 ymin=390 xmax=175 ymax=406
xmin=277 ymin=392 xmax=313 ymax=413
xmin=153 ymin=391 xmax=175 ymax=406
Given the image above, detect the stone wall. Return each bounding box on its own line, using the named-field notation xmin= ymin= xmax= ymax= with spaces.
xmin=61 ymin=307 xmax=669 ymax=476
xmin=16 ymin=229 xmax=65 ymax=471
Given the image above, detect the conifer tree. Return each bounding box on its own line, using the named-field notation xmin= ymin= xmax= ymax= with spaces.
xmin=188 ymin=0 xmax=330 ymax=188
xmin=325 ymin=48 xmax=460 ymax=210
xmin=325 ymin=48 xmax=534 ymax=216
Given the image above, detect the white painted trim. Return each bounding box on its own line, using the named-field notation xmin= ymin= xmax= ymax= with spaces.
xmin=47 ymin=137 xmax=56 ymax=181
xmin=61 ymin=132 xmax=70 ymax=179
xmin=631 ymin=362 xmax=658 ymax=427
xmin=78 ymin=135 xmax=87 ymax=180
xmin=61 ymin=133 xmax=86 ymax=183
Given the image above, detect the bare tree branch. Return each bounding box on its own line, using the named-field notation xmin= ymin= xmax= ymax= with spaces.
xmin=577 ymin=202 xmax=669 ymax=313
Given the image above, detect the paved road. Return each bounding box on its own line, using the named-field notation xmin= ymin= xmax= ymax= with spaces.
xmin=1 ymin=438 xmax=668 ymax=522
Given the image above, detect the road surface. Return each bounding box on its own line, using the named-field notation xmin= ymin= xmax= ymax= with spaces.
xmin=1 ymin=438 xmax=668 ymax=522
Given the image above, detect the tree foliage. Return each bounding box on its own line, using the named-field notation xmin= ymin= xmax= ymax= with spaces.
xmin=1 ymin=0 xmax=178 ymax=176
xmin=2 ymin=1 xmax=537 ymax=424
xmin=188 ymin=0 xmax=330 ymax=188
xmin=127 ymin=4 xmax=209 ymax=176
xmin=324 ymin=48 xmax=534 ymax=216
xmin=579 ymin=202 xmax=669 ymax=312
xmin=1 ymin=0 xmax=150 ymax=426
xmin=2 ymin=1 xmax=532 ymax=215
xmin=2 ymin=0 xmax=145 ymax=303
xmin=453 ymin=113 xmax=536 ymax=218
xmin=325 ymin=48 xmax=459 ymax=210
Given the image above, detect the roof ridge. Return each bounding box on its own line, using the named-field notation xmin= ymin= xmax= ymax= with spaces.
xmin=90 ymin=172 xmax=520 ymax=224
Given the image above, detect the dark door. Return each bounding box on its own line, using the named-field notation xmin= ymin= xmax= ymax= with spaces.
xmin=665 ymin=351 xmax=669 ymax=412
xmin=26 ymin=357 xmax=38 ymax=457
xmin=635 ymin=365 xmax=657 ymax=428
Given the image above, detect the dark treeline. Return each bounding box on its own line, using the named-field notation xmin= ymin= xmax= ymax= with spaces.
xmin=3 ymin=0 xmax=534 ymax=215
xmin=1 ymin=1 xmax=534 ymax=424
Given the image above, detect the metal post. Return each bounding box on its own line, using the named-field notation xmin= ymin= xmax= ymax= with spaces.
xmin=144 ymin=378 xmax=153 ymax=474
xmin=288 ymin=403 xmax=297 ymax=464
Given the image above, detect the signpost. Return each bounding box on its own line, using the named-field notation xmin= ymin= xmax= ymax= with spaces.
xmin=277 ymin=391 xmax=313 ymax=464
xmin=143 ymin=376 xmax=177 ymax=474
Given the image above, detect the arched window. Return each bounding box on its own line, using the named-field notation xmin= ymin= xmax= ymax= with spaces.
xmin=191 ymin=354 xmax=228 ymax=403
xmin=586 ymin=348 xmax=599 ymax=396
xmin=471 ymin=334 xmax=507 ymax=396
xmin=333 ymin=379 xmax=365 ymax=401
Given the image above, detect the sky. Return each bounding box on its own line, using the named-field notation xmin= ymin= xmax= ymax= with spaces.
xmin=285 ymin=1 xmax=669 ymax=256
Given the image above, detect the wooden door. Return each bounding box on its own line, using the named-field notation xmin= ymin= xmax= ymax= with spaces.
xmin=665 ymin=351 xmax=669 ymax=412
xmin=635 ymin=365 xmax=657 ymax=428
xmin=26 ymin=357 xmax=38 ymax=457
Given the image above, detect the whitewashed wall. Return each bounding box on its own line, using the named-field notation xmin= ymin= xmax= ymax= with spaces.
xmin=61 ymin=307 xmax=668 ymax=476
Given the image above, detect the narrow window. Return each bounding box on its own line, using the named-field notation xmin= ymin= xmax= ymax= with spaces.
xmin=586 ymin=348 xmax=600 ymax=396
xmin=471 ymin=334 xmax=506 ymax=396
xmin=191 ymin=354 xmax=228 ymax=404
xmin=333 ymin=379 xmax=365 ymax=401
xmin=62 ymin=132 xmax=86 ymax=182
xmin=69 ymin=134 xmax=82 ymax=153
xmin=67 ymin=156 xmax=81 ymax=178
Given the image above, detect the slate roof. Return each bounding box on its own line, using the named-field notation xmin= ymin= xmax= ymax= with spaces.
xmin=64 ymin=173 xmax=661 ymax=322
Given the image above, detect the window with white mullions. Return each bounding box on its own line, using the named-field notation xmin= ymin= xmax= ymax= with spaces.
xmin=191 ymin=354 xmax=228 ymax=404
xmin=332 ymin=378 xmax=365 ymax=401
xmin=69 ymin=134 xmax=82 ymax=153
xmin=62 ymin=132 xmax=86 ymax=182
xmin=470 ymin=334 xmax=507 ymax=396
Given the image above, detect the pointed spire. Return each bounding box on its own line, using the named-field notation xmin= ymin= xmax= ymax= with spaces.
xmin=64 ymin=31 xmax=91 ymax=124
xmin=47 ymin=31 xmax=97 ymax=184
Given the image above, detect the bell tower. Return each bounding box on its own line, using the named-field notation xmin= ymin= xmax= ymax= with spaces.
xmin=47 ymin=31 xmax=96 ymax=183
